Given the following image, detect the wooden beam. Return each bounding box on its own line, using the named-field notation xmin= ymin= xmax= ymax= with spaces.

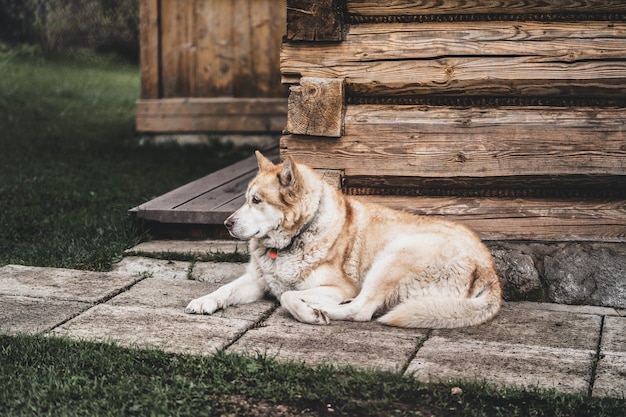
xmin=281 ymin=21 xmax=626 ymax=99
xmin=347 ymin=0 xmax=626 ymax=17
xmin=285 ymin=77 xmax=345 ymax=137
xmin=136 ymin=98 xmax=287 ymax=133
xmin=139 ymin=0 xmax=160 ymax=99
xmin=281 ymin=105 xmax=626 ymax=178
xmin=355 ymin=195 xmax=626 ymax=242
xmin=287 ymin=0 xmax=347 ymax=41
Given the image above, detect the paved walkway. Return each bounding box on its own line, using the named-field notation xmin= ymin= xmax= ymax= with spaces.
xmin=1 ymin=240 xmax=624 ymax=398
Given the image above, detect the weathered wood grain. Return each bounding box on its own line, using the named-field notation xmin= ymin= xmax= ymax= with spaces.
xmin=355 ymin=195 xmax=626 ymax=242
xmin=287 ymin=0 xmax=347 ymax=41
xmin=281 ymin=21 xmax=626 ymax=98
xmin=131 ymin=148 xmax=281 ymax=224
xmin=136 ymin=98 xmax=287 ymax=133
xmin=139 ymin=0 xmax=159 ymax=99
xmin=286 ymin=77 xmax=345 ymax=137
xmin=281 ymin=105 xmax=626 ymax=178
xmin=347 ymin=0 xmax=626 ymax=17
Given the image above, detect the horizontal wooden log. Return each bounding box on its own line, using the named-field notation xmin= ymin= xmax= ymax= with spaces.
xmin=354 ymin=195 xmax=626 ymax=242
xmin=281 ymin=21 xmax=626 ymax=98
xmin=281 ymin=105 xmax=626 ymax=178
xmin=347 ymin=0 xmax=626 ymax=17
xmin=136 ymin=98 xmax=287 ymax=133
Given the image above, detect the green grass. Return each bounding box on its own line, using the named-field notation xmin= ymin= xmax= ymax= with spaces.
xmin=0 ymin=49 xmax=254 ymax=270
xmin=1 ymin=334 xmax=623 ymax=417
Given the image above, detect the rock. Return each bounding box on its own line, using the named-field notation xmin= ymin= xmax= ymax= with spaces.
xmin=543 ymin=244 xmax=626 ymax=309
xmin=490 ymin=244 xmax=544 ymax=301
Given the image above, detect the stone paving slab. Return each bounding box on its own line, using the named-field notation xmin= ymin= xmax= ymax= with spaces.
xmin=127 ymin=240 xmax=246 ymax=256
xmin=405 ymin=304 xmax=601 ymax=394
xmin=51 ymin=277 xmax=275 ymax=355
xmin=511 ymin=301 xmax=623 ymax=317
xmin=111 ymin=256 xmax=191 ymax=280
xmin=2 ymin=255 xmax=626 ymax=398
xmin=593 ymin=315 xmax=626 ymax=398
xmin=111 ymin=256 xmax=247 ymax=284
xmin=0 ymin=264 xmax=140 ymax=303
xmin=190 ymin=262 xmax=246 ymax=283
xmin=0 ymin=295 xmax=89 ymax=334
xmin=229 ymin=307 xmax=426 ymax=371
xmin=408 ymin=337 xmax=593 ymax=393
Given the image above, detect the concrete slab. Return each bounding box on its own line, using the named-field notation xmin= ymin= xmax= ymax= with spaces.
xmin=110 ymin=257 xmax=191 ymax=280
xmin=593 ymin=315 xmax=626 ymax=398
xmin=190 ymin=262 xmax=246 ymax=283
xmin=51 ymin=277 xmax=275 ymax=355
xmin=405 ymin=303 xmax=601 ymax=394
xmin=127 ymin=240 xmax=247 ymax=256
xmin=407 ymin=337 xmax=593 ymax=393
xmin=511 ymin=301 xmax=621 ymax=317
xmin=106 ymin=277 xmax=274 ymax=319
xmin=431 ymin=303 xmax=602 ymax=350
xmin=0 ymin=265 xmax=140 ymax=303
xmin=0 ymin=295 xmax=89 ymax=334
xmin=229 ymin=307 xmax=426 ymax=371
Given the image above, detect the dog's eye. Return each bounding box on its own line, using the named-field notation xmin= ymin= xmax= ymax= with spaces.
xmin=251 ymin=196 xmax=261 ymax=205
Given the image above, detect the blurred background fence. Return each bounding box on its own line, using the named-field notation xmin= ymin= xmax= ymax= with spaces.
xmin=0 ymin=0 xmax=139 ymax=62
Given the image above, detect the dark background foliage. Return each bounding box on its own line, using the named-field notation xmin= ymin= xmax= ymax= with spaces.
xmin=0 ymin=0 xmax=139 ymax=62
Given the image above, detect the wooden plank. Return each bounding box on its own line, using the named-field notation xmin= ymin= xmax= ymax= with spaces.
xmin=281 ymin=21 xmax=626 ymax=98
xmin=283 ymin=56 xmax=626 ymax=99
xmin=232 ymin=0 xmax=254 ymax=97
xmin=139 ymin=0 xmax=160 ymax=99
xmin=282 ymin=21 xmax=626 ymax=65
xmin=347 ymin=0 xmax=626 ymax=16
xmin=195 ymin=0 xmax=219 ymax=98
xmin=250 ymin=0 xmax=273 ymax=96
xmin=136 ymin=98 xmax=287 ymax=133
xmin=281 ymin=105 xmax=626 ymax=178
xmin=286 ymin=77 xmax=345 ymax=137
xmin=268 ymin=0 xmax=288 ymax=97
xmin=131 ymin=148 xmax=281 ymax=224
xmin=355 ymin=195 xmax=626 ymax=242
xmin=160 ymin=0 xmax=180 ymax=97
xmin=206 ymin=0 xmax=234 ymax=97
xmin=287 ymin=0 xmax=347 ymax=41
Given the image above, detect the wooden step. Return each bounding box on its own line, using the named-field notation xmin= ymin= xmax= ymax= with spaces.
xmin=129 ymin=147 xmax=280 ymax=238
xmin=130 ymin=146 xmax=625 ymax=242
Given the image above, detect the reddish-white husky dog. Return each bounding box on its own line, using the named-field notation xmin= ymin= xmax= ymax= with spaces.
xmin=186 ymin=151 xmax=502 ymax=328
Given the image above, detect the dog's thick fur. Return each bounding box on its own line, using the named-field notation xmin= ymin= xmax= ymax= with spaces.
xmin=185 ymin=151 xmax=502 ymax=328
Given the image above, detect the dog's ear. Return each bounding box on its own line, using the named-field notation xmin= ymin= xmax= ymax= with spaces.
xmin=279 ymin=156 xmax=298 ymax=189
xmin=255 ymin=150 xmax=275 ymax=172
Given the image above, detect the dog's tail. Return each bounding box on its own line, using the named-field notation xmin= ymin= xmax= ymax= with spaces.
xmin=377 ymin=265 xmax=502 ymax=329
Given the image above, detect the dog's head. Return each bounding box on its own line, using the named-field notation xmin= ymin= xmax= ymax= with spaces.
xmin=224 ymin=151 xmax=312 ymax=248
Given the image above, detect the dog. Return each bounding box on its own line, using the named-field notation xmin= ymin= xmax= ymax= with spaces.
xmin=185 ymin=151 xmax=502 ymax=328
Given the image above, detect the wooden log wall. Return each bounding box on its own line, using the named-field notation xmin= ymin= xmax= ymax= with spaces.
xmin=281 ymin=0 xmax=626 ymax=242
xmin=136 ymin=0 xmax=288 ymax=133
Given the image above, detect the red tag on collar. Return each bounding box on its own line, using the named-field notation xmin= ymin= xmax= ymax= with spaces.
xmin=269 ymin=248 xmax=278 ymax=259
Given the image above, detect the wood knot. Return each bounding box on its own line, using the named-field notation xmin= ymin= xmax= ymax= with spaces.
xmin=453 ymin=152 xmax=468 ymax=163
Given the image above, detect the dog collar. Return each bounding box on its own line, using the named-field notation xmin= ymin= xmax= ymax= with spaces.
xmin=267 ymin=204 xmax=320 ymax=259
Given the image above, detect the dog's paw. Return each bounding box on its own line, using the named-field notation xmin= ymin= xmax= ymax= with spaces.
xmin=312 ymin=308 xmax=330 ymax=325
xmin=185 ymin=296 xmax=220 ymax=315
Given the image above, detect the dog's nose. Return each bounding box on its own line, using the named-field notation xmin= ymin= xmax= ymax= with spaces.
xmin=224 ymin=217 xmax=234 ymax=230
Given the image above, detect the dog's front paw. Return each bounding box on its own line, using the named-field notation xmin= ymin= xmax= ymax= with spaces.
xmin=312 ymin=308 xmax=330 ymax=325
xmin=185 ymin=296 xmax=220 ymax=315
